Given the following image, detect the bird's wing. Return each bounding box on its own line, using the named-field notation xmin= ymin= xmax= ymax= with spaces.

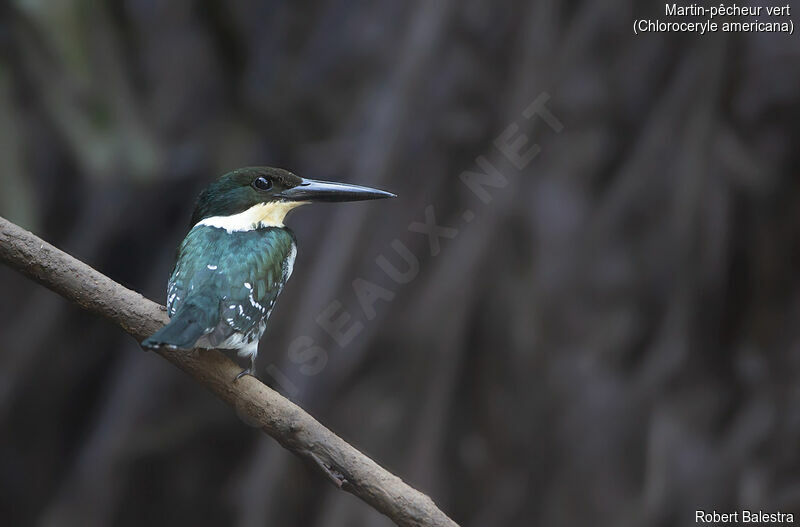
xmin=167 ymin=225 xmax=296 ymax=346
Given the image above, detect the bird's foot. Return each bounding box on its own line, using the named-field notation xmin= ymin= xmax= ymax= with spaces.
xmin=234 ymin=355 xmax=257 ymax=382
xmin=234 ymin=367 xmax=254 ymax=382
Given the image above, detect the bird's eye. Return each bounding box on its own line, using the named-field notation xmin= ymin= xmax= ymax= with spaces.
xmin=252 ymin=176 xmax=273 ymax=191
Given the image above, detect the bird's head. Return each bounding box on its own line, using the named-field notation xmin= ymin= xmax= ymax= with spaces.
xmin=190 ymin=167 xmax=395 ymax=231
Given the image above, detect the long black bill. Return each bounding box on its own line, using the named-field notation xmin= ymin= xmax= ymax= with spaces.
xmin=278 ymin=178 xmax=396 ymax=202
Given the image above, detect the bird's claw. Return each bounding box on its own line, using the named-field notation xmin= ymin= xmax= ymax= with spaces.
xmin=234 ymin=368 xmax=253 ymax=382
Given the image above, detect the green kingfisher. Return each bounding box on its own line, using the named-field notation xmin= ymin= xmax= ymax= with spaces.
xmin=141 ymin=167 xmax=395 ymax=379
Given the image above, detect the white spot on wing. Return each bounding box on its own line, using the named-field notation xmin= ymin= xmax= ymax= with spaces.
xmin=283 ymin=244 xmax=297 ymax=282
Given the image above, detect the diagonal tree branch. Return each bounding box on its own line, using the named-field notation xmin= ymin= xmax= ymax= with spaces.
xmin=0 ymin=215 xmax=458 ymax=527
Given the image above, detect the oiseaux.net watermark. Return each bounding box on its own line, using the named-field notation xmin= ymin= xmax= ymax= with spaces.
xmin=254 ymin=92 xmax=564 ymax=399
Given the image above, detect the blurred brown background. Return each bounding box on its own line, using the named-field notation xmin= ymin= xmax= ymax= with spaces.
xmin=1 ymin=1 xmax=799 ymax=526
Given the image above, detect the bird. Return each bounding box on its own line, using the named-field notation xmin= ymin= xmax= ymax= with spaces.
xmin=141 ymin=166 xmax=395 ymax=380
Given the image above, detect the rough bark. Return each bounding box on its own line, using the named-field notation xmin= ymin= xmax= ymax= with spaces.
xmin=0 ymin=215 xmax=458 ymax=527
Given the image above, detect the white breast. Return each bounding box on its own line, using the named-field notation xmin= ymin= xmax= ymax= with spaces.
xmin=283 ymin=244 xmax=297 ymax=282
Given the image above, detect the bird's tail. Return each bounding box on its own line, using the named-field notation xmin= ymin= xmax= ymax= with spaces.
xmin=141 ymin=303 xmax=215 ymax=351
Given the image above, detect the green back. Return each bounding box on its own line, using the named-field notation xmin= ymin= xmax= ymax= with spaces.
xmin=167 ymin=225 xmax=296 ymax=343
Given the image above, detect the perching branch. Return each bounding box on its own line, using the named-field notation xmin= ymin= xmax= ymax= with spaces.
xmin=0 ymin=216 xmax=458 ymax=527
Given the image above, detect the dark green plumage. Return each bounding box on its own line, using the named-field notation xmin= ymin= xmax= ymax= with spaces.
xmin=142 ymin=225 xmax=296 ymax=352
xmin=141 ymin=166 xmax=395 ymax=380
xmin=190 ymin=167 xmax=302 ymax=225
